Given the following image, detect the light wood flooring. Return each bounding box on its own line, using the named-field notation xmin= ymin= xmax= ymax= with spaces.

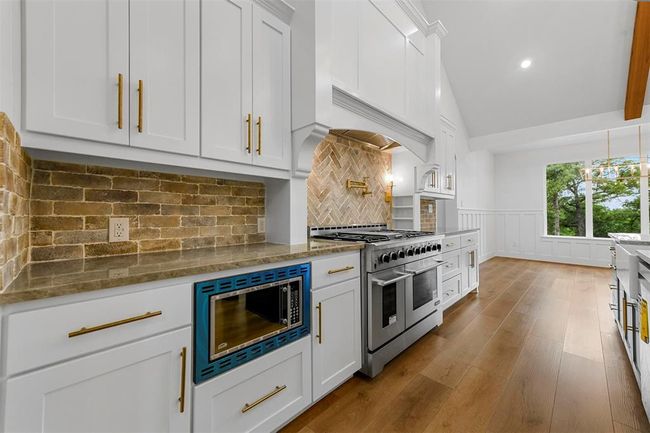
xmin=282 ymin=257 xmax=650 ymax=433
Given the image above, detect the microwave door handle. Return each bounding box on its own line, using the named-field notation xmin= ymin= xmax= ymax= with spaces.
xmin=281 ymin=286 xmax=289 ymax=325
xmin=406 ymin=261 xmax=447 ymax=276
xmin=372 ymin=272 xmax=412 ymax=287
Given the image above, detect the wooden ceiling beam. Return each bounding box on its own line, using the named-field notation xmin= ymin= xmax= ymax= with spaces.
xmin=625 ymin=1 xmax=650 ymax=120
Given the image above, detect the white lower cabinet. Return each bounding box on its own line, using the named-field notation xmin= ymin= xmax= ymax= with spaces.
xmin=441 ymin=273 xmax=462 ymax=310
xmin=3 ymin=327 xmax=191 ymax=433
xmin=193 ymin=337 xmax=312 ymax=433
xmin=312 ymin=278 xmax=361 ymax=401
xmin=462 ymin=246 xmax=479 ymax=295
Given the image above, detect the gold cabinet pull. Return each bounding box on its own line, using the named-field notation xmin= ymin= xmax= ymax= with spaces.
xmin=316 ymin=301 xmax=322 ymax=344
xmin=117 ymin=73 xmax=124 ymax=129
xmin=179 ymin=347 xmax=187 ymax=413
xmin=246 ymin=113 xmax=252 ymax=153
xmin=241 ymin=385 xmax=286 ymax=413
xmin=328 ymin=265 xmax=354 ymax=275
xmin=68 ymin=311 xmax=162 ymax=338
xmin=256 ymin=116 xmax=262 ymax=155
xmin=137 ymin=79 xmax=144 ymax=133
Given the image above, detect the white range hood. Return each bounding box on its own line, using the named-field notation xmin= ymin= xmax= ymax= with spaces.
xmin=290 ymin=0 xmax=447 ymax=178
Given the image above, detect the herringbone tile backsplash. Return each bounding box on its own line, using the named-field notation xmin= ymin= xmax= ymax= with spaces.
xmin=307 ymin=134 xmax=391 ymax=227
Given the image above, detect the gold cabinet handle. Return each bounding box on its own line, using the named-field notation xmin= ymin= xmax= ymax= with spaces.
xmin=328 ymin=265 xmax=354 ymax=275
xmin=68 ymin=311 xmax=162 ymax=338
xmin=241 ymin=385 xmax=286 ymax=413
xmin=117 ymin=73 xmax=124 ymax=129
xmin=179 ymin=347 xmax=187 ymax=413
xmin=246 ymin=113 xmax=252 ymax=153
xmin=137 ymin=79 xmax=144 ymax=133
xmin=256 ymin=116 xmax=262 ymax=155
xmin=316 ymin=301 xmax=322 ymax=344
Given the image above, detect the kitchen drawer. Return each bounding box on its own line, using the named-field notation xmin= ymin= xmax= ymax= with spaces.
xmin=461 ymin=232 xmax=478 ymax=248
xmin=441 ymin=251 xmax=462 ymax=279
xmin=193 ymin=337 xmax=311 ymax=433
xmin=441 ymin=235 xmax=461 ymax=253
xmin=312 ymin=252 xmax=360 ymax=290
xmin=441 ymin=274 xmax=462 ymax=305
xmin=6 ymin=283 xmax=191 ymax=376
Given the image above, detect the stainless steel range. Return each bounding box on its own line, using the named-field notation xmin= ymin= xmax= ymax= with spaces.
xmin=311 ymin=224 xmax=445 ymax=377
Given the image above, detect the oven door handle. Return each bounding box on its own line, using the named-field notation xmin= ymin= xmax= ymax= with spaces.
xmin=372 ymin=272 xmax=412 ymax=286
xmin=405 ymin=261 xmax=446 ymax=276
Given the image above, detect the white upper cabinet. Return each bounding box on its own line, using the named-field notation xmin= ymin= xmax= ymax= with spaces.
xmin=251 ymin=6 xmax=291 ymax=170
xmin=201 ymin=0 xmax=290 ymax=170
xmin=130 ymin=0 xmax=200 ymax=156
xmin=24 ymin=0 xmax=129 ymax=145
xmin=330 ymin=0 xmax=441 ymax=136
xmin=201 ymin=0 xmax=253 ymax=164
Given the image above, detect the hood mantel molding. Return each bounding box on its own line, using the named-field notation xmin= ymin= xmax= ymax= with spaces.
xmin=252 ymin=0 xmax=295 ymax=24
xmin=332 ymin=85 xmax=434 ymax=148
xmin=292 ymin=123 xmax=330 ymax=179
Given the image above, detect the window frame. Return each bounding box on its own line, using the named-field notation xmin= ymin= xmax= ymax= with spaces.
xmin=543 ymin=158 xmax=649 ymax=239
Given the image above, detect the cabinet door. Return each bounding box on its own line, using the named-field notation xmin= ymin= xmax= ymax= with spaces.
xmin=251 ymin=5 xmax=291 ymax=170
xmin=312 ymin=279 xmax=361 ymax=400
xmin=3 ymin=328 xmax=191 ymax=433
xmin=24 ymin=0 xmax=129 ymax=145
xmin=461 ymin=247 xmax=478 ymax=295
xmin=444 ymin=129 xmax=456 ymax=194
xmin=130 ymin=0 xmax=200 ymax=155
xmin=201 ymin=0 xmax=253 ymax=164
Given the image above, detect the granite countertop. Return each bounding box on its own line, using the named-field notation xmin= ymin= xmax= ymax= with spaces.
xmin=638 ymin=249 xmax=650 ymax=265
xmin=609 ymin=233 xmax=650 ymax=245
xmin=0 ymin=241 xmax=364 ymax=306
xmin=440 ymin=229 xmax=479 ymax=236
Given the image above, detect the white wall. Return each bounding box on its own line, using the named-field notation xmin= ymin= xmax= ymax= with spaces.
xmin=438 ymin=67 xmax=497 ymax=262
xmin=492 ymin=128 xmax=649 ymax=267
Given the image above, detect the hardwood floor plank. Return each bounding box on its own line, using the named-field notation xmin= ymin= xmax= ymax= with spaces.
xmin=486 ymin=334 xmax=563 ymax=433
xmin=550 ymin=352 xmax=614 ymax=433
xmin=604 ymin=358 xmax=650 ymax=432
xmin=563 ymin=302 xmax=604 ymax=363
xmin=422 ymin=366 xmax=509 ymax=433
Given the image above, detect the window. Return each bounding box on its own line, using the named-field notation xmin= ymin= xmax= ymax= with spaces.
xmin=592 ymin=157 xmax=640 ymax=237
xmin=546 ymin=162 xmax=586 ymax=236
xmin=545 ymin=157 xmax=642 ymax=238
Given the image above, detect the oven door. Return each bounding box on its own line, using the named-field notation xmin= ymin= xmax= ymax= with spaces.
xmin=404 ymin=257 xmax=443 ymax=328
xmin=368 ymin=267 xmax=410 ymax=351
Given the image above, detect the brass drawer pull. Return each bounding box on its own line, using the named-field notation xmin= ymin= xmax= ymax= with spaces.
xmin=246 ymin=113 xmax=252 ymax=153
xmin=137 ymin=79 xmax=144 ymax=133
xmin=328 ymin=265 xmax=354 ymax=275
xmin=316 ymin=302 xmax=322 ymax=344
xmin=241 ymin=385 xmax=287 ymax=413
xmin=179 ymin=347 xmax=187 ymax=413
xmin=256 ymin=116 xmax=262 ymax=155
xmin=68 ymin=310 xmax=162 ymax=338
xmin=117 ymin=73 xmax=124 ymax=129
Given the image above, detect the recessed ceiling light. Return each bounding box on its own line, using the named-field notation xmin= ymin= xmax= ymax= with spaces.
xmin=520 ymin=58 xmax=532 ymax=69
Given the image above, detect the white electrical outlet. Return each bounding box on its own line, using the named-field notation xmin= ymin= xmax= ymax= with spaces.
xmin=428 ymin=204 xmax=434 ymax=214
xmin=258 ymin=217 xmax=266 ymax=233
xmin=109 ymin=218 xmax=130 ymax=242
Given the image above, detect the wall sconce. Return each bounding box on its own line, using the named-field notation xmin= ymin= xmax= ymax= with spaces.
xmin=384 ymin=173 xmax=394 ymax=203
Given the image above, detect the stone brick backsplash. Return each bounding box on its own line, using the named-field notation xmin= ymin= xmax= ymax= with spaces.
xmin=0 ymin=113 xmax=32 ymax=288
xmin=307 ymin=134 xmax=391 ymax=227
xmin=420 ymin=198 xmax=437 ymax=232
xmin=29 ymin=161 xmax=266 ymax=261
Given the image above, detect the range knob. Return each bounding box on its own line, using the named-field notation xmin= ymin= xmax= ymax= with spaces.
xmin=415 ymin=247 xmax=421 ymax=255
xmin=407 ymin=247 xmax=414 ymax=256
xmin=436 ymin=244 xmax=442 ymax=251
xmin=380 ymin=253 xmax=391 ymax=263
xmin=390 ymin=251 xmax=398 ymax=261
xmin=398 ymin=249 xmax=405 ymax=259
xmin=426 ymin=244 xmax=433 ymax=252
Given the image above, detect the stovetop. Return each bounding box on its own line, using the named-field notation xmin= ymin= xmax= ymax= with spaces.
xmin=311 ymin=227 xmax=437 ymax=244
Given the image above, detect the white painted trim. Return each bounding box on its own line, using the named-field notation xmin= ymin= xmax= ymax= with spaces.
xmin=394 ymin=0 xmax=447 ymax=38
xmin=440 ymin=114 xmax=457 ymax=131
xmin=331 ymin=85 xmax=433 ymax=145
xmin=252 ymin=0 xmax=295 ymax=25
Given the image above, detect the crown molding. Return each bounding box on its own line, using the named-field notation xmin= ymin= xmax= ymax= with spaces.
xmin=252 ymin=0 xmax=295 ymax=25
xmin=395 ymin=0 xmax=447 ymax=38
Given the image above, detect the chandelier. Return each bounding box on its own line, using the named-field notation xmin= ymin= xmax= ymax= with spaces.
xmin=580 ymin=126 xmax=647 ymax=182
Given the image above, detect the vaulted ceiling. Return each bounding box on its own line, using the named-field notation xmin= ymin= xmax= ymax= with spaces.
xmin=420 ymin=0 xmax=640 ymax=138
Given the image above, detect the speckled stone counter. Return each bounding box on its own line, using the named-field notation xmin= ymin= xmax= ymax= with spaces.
xmin=440 ymin=229 xmax=479 ymax=236
xmin=609 ymin=233 xmax=650 ymax=246
xmin=0 ymin=241 xmax=364 ymax=305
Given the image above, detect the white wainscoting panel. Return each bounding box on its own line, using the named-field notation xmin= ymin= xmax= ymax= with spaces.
xmin=457 ymin=208 xmax=611 ymax=267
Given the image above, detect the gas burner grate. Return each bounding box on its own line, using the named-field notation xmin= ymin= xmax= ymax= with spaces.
xmin=312 ymin=233 xmax=391 ymax=243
